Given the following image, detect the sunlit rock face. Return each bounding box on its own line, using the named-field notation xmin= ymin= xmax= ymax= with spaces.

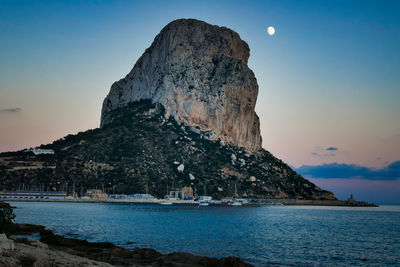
xmin=101 ymin=19 xmax=262 ymax=152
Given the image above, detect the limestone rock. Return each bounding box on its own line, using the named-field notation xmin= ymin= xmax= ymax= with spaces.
xmin=101 ymin=19 xmax=262 ymax=151
xmin=177 ymin=164 xmax=184 ymax=172
xmin=0 ymin=234 xmax=15 ymax=252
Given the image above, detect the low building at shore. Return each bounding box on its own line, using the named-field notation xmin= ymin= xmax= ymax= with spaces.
xmin=0 ymin=190 xmax=66 ymax=200
xmin=86 ymin=189 xmax=107 ymax=200
xmin=108 ymin=194 xmax=155 ymax=200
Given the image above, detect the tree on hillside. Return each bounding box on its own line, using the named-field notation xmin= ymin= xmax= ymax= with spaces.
xmin=0 ymin=201 xmax=15 ymax=237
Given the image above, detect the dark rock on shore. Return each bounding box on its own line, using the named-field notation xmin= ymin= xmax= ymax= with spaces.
xmin=13 ymin=223 xmax=45 ymax=235
xmin=7 ymin=223 xmax=253 ymax=267
xmin=343 ymin=198 xmax=378 ymax=207
xmin=0 ymin=201 xmax=12 ymax=209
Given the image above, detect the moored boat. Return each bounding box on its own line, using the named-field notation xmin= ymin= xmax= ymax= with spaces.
xmin=199 ymin=201 xmax=209 ymax=206
xmin=229 ymin=201 xmax=242 ymax=206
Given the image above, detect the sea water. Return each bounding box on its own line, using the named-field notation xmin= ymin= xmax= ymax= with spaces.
xmin=9 ymin=202 xmax=400 ymax=266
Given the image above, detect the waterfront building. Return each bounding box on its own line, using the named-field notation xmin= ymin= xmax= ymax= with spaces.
xmin=131 ymin=194 xmax=155 ymax=199
xmin=0 ymin=190 xmax=66 ymax=199
xmin=107 ymin=194 xmax=155 ymax=200
xmin=108 ymin=194 xmax=128 ymax=199
xmin=86 ymin=189 xmax=107 ymax=200
xmin=168 ymin=190 xmax=184 ymax=200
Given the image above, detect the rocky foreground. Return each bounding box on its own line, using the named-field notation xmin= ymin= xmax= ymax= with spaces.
xmin=0 ymin=224 xmax=252 ymax=267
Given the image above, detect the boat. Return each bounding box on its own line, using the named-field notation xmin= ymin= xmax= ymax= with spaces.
xmin=199 ymin=201 xmax=209 ymax=206
xmin=263 ymin=202 xmax=283 ymax=206
xmin=229 ymin=201 xmax=242 ymax=206
xmin=235 ymin=198 xmax=249 ymax=205
xmin=221 ymin=199 xmax=233 ymax=205
xmin=160 ymin=201 xmax=173 ymax=205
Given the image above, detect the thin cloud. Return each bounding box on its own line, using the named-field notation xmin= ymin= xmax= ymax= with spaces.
xmin=311 ymin=146 xmax=339 ymax=157
xmin=296 ymin=161 xmax=400 ymax=180
xmin=0 ymin=107 xmax=21 ymax=113
xmin=326 ymin=147 xmax=338 ymax=151
xmin=311 ymin=152 xmax=336 ymax=157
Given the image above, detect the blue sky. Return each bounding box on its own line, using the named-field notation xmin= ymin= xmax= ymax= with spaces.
xmin=0 ymin=0 xmax=399 ymax=203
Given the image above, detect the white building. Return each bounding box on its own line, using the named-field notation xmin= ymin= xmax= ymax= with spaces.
xmin=24 ymin=148 xmax=55 ymax=155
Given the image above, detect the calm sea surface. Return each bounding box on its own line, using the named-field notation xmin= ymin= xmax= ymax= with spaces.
xmin=9 ymin=202 xmax=400 ymax=266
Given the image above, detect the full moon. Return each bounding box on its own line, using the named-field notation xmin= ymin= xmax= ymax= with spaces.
xmin=267 ymin=26 xmax=275 ymax=36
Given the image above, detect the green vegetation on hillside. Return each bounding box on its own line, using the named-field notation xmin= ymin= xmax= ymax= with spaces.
xmin=0 ymin=100 xmax=334 ymax=200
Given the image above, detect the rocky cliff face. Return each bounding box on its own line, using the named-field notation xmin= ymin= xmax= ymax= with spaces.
xmin=101 ymin=19 xmax=261 ymax=152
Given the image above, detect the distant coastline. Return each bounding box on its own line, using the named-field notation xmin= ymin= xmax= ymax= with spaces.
xmin=4 ymin=198 xmax=377 ymax=207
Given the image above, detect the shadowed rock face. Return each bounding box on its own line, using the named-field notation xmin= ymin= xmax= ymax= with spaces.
xmin=101 ymin=19 xmax=262 ymax=152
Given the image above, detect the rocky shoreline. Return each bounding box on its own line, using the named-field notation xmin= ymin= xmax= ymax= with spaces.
xmin=1 ymin=223 xmax=253 ymax=267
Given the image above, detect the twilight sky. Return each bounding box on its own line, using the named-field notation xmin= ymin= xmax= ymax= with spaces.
xmin=1 ymin=0 xmax=399 ymax=203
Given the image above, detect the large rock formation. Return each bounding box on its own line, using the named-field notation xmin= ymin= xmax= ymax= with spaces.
xmin=0 ymin=19 xmax=336 ymax=201
xmin=101 ymin=19 xmax=261 ymax=152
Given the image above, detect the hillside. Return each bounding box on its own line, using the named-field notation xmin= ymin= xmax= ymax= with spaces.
xmin=0 ymin=100 xmax=334 ymax=200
